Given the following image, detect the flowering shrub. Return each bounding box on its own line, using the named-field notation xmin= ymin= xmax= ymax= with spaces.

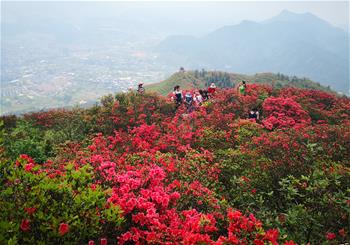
xmin=1 ymin=85 xmax=349 ymax=243
xmin=262 ymin=97 xmax=311 ymax=130
xmin=0 ymin=154 xmax=123 ymax=244
xmin=279 ymin=88 xmax=350 ymax=124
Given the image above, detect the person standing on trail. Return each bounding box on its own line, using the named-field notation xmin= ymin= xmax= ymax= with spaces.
xmin=208 ymin=83 xmax=217 ymax=97
xmin=173 ymin=85 xmax=183 ymax=109
xmin=184 ymin=91 xmax=194 ymax=113
xmin=137 ymin=83 xmax=145 ymax=94
xmin=248 ymin=107 xmax=260 ymax=120
xmin=237 ymin=80 xmax=247 ymax=95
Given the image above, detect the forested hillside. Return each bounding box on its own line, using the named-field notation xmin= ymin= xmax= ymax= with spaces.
xmin=148 ymin=70 xmax=333 ymax=95
xmin=1 ymin=85 xmax=349 ymax=244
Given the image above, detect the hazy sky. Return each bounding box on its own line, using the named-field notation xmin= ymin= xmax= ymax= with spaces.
xmin=2 ymin=1 xmax=349 ymax=35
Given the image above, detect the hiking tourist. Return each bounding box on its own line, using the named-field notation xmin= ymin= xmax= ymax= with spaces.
xmin=137 ymin=83 xmax=145 ymax=94
xmin=200 ymin=89 xmax=209 ymax=101
xmin=194 ymin=90 xmax=203 ymax=105
xmin=238 ymin=81 xmax=247 ymax=95
xmin=173 ymin=85 xmax=183 ymax=108
xmin=208 ymin=83 xmax=217 ymax=97
xmin=184 ymin=91 xmax=194 ymax=113
xmin=248 ymin=107 xmax=260 ymax=120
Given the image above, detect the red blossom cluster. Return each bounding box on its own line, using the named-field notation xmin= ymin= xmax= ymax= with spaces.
xmin=262 ymin=97 xmax=311 ymax=130
xmin=106 ymin=163 xmax=284 ymax=244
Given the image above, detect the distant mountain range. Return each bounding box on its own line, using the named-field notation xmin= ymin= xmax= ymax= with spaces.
xmin=156 ymin=10 xmax=349 ymax=94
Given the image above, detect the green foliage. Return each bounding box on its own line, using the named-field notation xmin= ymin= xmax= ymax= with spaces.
xmin=100 ymin=94 xmax=115 ymax=108
xmin=0 ymin=159 xmax=123 ymax=244
xmin=276 ymin=162 xmax=350 ymax=242
xmin=196 ymin=128 xmax=231 ymax=150
xmin=3 ymin=120 xmax=55 ymax=163
xmin=215 ymin=145 xmax=350 ymax=243
xmin=233 ymin=120 xmax=263 ymax=146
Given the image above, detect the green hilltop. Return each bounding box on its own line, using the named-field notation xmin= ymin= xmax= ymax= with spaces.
xmin=147 ymin=70 xmax=333 ymax=95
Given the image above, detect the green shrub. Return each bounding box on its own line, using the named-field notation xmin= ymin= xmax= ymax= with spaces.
xmin=0 ymin=157 xmax=124 ymax=244
xmin=3 ymin=121 xmax=54 ymax=163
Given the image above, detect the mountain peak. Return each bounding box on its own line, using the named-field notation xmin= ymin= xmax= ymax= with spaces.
xmin=240 ymin=20 xmax=257 ymax=25
xmin=278 ymin=9 xmax=313 ymax=17
xmin=279 ymin=9 xmax=297 ymax=16
xmin=264 ymin=9 xmax=327 ymax=25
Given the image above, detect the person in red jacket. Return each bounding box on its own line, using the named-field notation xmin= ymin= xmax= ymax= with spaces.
xmin=208 ymin=83 xmax=216 ymax=97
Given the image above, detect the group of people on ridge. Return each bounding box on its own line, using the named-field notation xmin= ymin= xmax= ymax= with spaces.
xmin=171 ymin=80 xmax=259 ymax=120
xmin=172 ymin=83 xmax=217 ymax=112
xmin=135 ymin=80 xmax=259 ymax=120
xmin=136 ymin=80 xmax=246 ymax=96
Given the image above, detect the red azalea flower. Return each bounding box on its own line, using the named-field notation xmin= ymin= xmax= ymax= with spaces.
xmin=284 ymin=241 xmax=297 ymax=245
xmin=90 ymin=184 xmax=97 ymax=191
xmin=264 ymin=229 xmax=279 ymax=244
xmin=20 ymin=219 xmax=30 ymax=231
xmin=24 ymin=163 xmax=35 ymax=172
xmin=59 ymin=223 xmax=69 ymax=236
xmin=254 ymin=239 xmax=264 ymax=245
xmin=100 ymin=238 xmax=107 ymax=245
xmin=228 ymin=210 xmax=242 ymax=220
xmin=88 ymin=241 xmax=95 ymax=245
xmin=339 ymin=228 xmax=345 ymax=237
xmin=25 ymin=207 xmax=37 ymax=215
xmin=326 ymin=232 xmax=336 ymax=240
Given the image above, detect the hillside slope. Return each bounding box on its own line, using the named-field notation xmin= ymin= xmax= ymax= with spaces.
xmin=1 ymin=85 xmax=350 ymax=243
xmin=147 ymin=70 xmax=333 ymax=95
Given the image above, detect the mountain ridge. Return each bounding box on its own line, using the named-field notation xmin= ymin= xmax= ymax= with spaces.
xmin=147 ymin=70 xmax=333 ymax=96
xmin=156 ymin=10 xmax=349 ymax=94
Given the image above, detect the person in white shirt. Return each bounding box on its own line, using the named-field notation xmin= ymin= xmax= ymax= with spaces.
xmin=194 ymin=90 xmax=203 ymax=106
xmin=173 ymin=85 xmax=183 ymax=109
